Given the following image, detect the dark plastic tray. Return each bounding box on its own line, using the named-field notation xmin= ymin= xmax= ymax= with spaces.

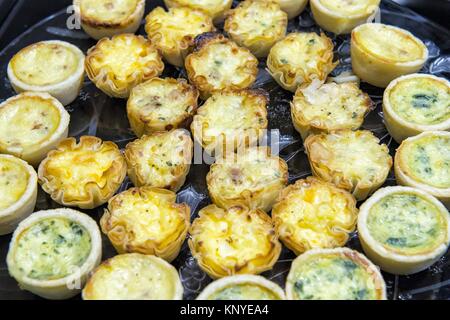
xmin=0 ymin=0 xmax=449 ymax=300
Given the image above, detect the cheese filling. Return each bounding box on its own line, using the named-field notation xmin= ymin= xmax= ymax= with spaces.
xmin=402 ymin=135 xmax=450 ymax=189
xmin=319 ymin=0 xmax=378 ymax=15
xmin=208 ymin=284 xmax=279 ymax=300
xmin=11 ymin=43 xmax=79 ymax=86
xmin=367 ymin=193 xmax=447 ymax=255
xmin=0 ymin=158 xmax=29 ymax=210
xmin=80 ymin=0 xmax=139 ymax=24
xmin=291 ymin=254 xmax=378 ymax=300
xmin=389 ymin=78 xmax=449 ymax=125
xmin=0 ymin=96 xmax=61 ymax=149
xmin=13 ymin=218 xmax=91 ymax=280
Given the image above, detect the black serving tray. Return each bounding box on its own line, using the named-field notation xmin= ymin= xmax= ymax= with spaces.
xmin=0 ymin=0 xmax=449 ymax=300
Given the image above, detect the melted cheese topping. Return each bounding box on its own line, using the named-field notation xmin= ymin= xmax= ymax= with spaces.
xmin=293 ymin=82 xmax=371 ymax=130
xmin=290 ymin=253 xmax=378 ymax=300
xmin=208 ymin=284 xmax=280 ymax=300
xmin=389 ymin=77 xmax=449 ymax=125
xmin=124 ymin=130 xmax=191 ymax=188
xmin=273 ymin=179 xmax=356 ymax=252
xmin=167 ymin=0 xmax=231 ymax=18
xmin=146 ymin=7 xmax=214 ymax=49
xmin=0 ymin=95 xmax=61 ymax=149
xmin=400 ymin=135 xmax=450 ymax=189
xmin=354 ymin=24 xmax=425 ymax=62
xmin=0 ymin=158 xmax=29 ymax=210
xmin=367 ymin=192 xmax=447 ymax=255
xmin=80 ymin=0 xmax=139 ymax=24
xmin=13 ymin=218 xmax=91 ymax=280
xmin=84 ymin=254 xmax=179 ymax=299
xmin=319 ymin=0 xmax=379 ymax=15
xmin=11 ymin=42 xmax=79 ymax=86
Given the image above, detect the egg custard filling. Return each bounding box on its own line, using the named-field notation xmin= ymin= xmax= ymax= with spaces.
xmin=12 ymin=217 xmax=91 ymax=281
xmin=0 ymin=157 xmax=29 ymax=210
xmin=318 ymin=0 xmax=378 ymax=15
xmin=79 ymin=0 xmax=140 ymax=25
xmin=163 ymin=0 xmax=233 ymax=22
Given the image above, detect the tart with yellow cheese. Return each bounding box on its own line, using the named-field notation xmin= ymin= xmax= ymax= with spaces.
xmin=7 ymin=208 xmax=102 ymax=300
xmin=124 ymin=129 xmax=193 ymax=192
xmin=127 ymin=77 xmax=199 ymax=137
xmin=0 ymin=92 xmax=70 ymax=166
xmin=85 ymin=34 xmax=164 ymax=98
xmin=73 ymin=0 xmax=145 ymax=40
xmin=0 ymin=155 xmax=37 ymax=235
xmin=310 ymin=0 xmax=380 ymax=35
xmin=351 ymin=23 xmax=428 ymax=88
xmin=163 ymin=0 xmax=233 ymax=23
xmin=358 ymin=186 xmax=450 ymax=275
xmin=286 ymin=248 xmax=386 ymax=300
xmin=382 ymin=74 xmax=450 ymax=143
xmin=185 ymin=33 xmax=258 ymax=99
xmin=82 ymin=253 xmax=183 ymax=300
xmin=207 ymin=146 xmax=288 ymax=212
xmin=291 ymin=82 xmax=372 ymax=139
xmin=7 ymin=40 xmax=85 ymax=106
xmin=38 ymin=136 xmax=127 ymax=209
xmin=267 ymin=32 xmax=337 ymax=92
xmin=189 ymin=205 xmax=282 ymax=279
xmin=145 ymin=6 xmax=215 ymax=67
xmin=275 ymin=0 xmax=308 ymax=19
xmin=304 ymin=130 xmax=392 ymax=201
xmin=395 ymin=132 xmax=450 ymax=207
xmin=191 ymin=89 xmax=268 ymax=155
xmin=197 ymin=275 xmax=285 ymax=300
xmin=101 ymin=187 xmax=190 ymax=262
xmin=224 ymin=0 xmax=288 ymax=58
xmin=272 ymin=177 xmax=358 ymax=255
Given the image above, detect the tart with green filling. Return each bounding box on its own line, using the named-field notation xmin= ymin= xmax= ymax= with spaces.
xmin=0 ymin=155 xmax=37 ymax=235
xmin=286 ymin=248 xmax=386 ymax=300
xmin=383 ymin=74 xmax=450 ymax=143
xmin=358 ymin=186 xmax=450 ymax=275
xmin=197 ymin=275 xmax=285 ymax=300
xmin=83 ymin=253 xmax=183 ymax=300
xmin=7 ymin=208 xmax=102 ymax=299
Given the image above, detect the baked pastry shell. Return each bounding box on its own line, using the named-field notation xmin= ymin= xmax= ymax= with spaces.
xmin=357 ymin=186 xmax=450 ymax=275
xmin=0 ymin=155 xmax=38 ymax=235
xmin=7 ymin=40 xmax=85 ymax=106
xmin=382 ymin=74 xmax=450 ymax=143
xmin=6 ymin=208 xmax=102 ymax=300
xmin=163 ymin=0 xmax=233 ymax=24
xmin=351 ymin=23 xmax=428 ymax=88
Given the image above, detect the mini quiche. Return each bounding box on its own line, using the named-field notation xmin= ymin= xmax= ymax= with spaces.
xmin=127 ymin=77 xmax=199 ymax=137
xmin=382 ymin=74 xmax=450 ymax=143
xmin=267 ymin=32 xmax=337 ymax=92
xmin=85 ymin=34 xmax=164 ymax=98
xmin=73 ymin=0 xmax=145 ymax=40
xmin=82 ymin=253 xmax=183 ymax=300
xmin=7 ymin=208 xmax=102 ymax=300
xmin=0 ymin=155 xmax=37 ymax=235
xmin=395 ymin=132 xmax=450 ymax=207
xmin=304 ymin=130 xmax=392 ymax=201
xmin=124 ymin=129 xmax=193 ymax=192
xmin=272 ymin=177 xmax=358 ymax=255
xmin=275 ymin=0 xmax=308 ymax=19
xmin=351 ymin=23 xmax=428 ymax=88
xmin=38 ymin=136 xmax=127 ymax=209
xmin=191 ymin=89 xmax=268 ymax=155
xmin=189 ymin=205 xmax=282 ymax=279
xmin=101 ymin=187 xmax=190 ymax=262
xmin=145 ymin=6 xmax=215 ymax=67
xmin=286 ymin=248 xmax=386 ymax=300
xmin=310 ymin=0 xmax=380 ymax=35
xmin=206 ymin=147 xmax=288 ymax=212
xmin=291 ymin=82 xmax=373 ymax=140
xmin=185 ymin=33 xmax=259 ymax=99
xmin=224 ymin=0 xmax=288 ymax=58
xmin=197 ymin=275 xmax=285 ymax=300
xmin=163 ymin=0 xmax=233 ymax=23
xmin=358 ymin=186 xmax=450 ymax=275
xmin=7 ymin=40 xmax=85 ymax=106
xmin=0 ymin=92 xmax=70 ymax=167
